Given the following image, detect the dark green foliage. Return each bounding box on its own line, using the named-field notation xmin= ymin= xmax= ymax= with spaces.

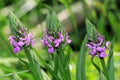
xmin=76 ymin=35 xmax=87 ymax=80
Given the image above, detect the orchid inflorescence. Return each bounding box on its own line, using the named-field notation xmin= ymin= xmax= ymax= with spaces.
xmin=42 ymin=31 xmax=72 ymax=54
xmin=8 ymin=28 xmax=34 ymax=53
xmin=86 ymin=33 xmax=111 ymax=59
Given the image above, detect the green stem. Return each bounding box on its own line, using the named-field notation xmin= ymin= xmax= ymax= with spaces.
xmin=91 ymin=59 xmax=103 ymax=73
xmin=100 ymin=59 xmax=110 ymax=80
xmin=24 ymin=47 xmax=44 ymax=80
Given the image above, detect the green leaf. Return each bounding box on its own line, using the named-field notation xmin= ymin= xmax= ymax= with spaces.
xmin=33 ymin=49 xmax=60 ymax=80
xmin=86 ymin=18 xmax=97 ymax=41
xmin=99 ymin=71 xmax=107 ymax=80
xmin=64 ymin=46 xmax=71 ymax=80
xmin=24 ymin=48 xmax=44 ymax=80
xmin=76 ymin=35 xmax=88 ymax=80
xmin=52 ymin=53 xmax=60 ymax=80
xmin=57 ymin=54 xmax=66 ymax=80
xmin=100 ymin=59 xmax=110 ymax=80
xmin=107 ymin=37 xmax=115 ymax=80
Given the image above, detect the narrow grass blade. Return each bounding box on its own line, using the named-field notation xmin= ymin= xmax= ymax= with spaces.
xmin=64 ymin=46 xmax=71 ymax=80
xmin=76 ymin=35 xmax=87 ymax=80
xmin=91 ymin=59 xmax=103 ymax=73
xmin=12 ymin=72 xmax=22 ymax=80
xmin=107 ymin=37 xmax=115 ymax=80
xmin=33 ymin=49 xmax=60 ymax=80
xmin=0 ymin=70 xmax=30 ymax=78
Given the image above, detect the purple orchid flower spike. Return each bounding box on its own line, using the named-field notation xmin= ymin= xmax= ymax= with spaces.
xmin=9 ymin=28 xmax=34 ymax=53
xmin=86 ymin=34 xmax=111 ymax=59
xmin=42 ymin=31 xmax=72 ymax=54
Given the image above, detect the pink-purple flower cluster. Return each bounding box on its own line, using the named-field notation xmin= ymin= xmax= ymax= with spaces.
xmin=42 ymin=32 xmax=72 ymax=53
xmin=86 ymin=34 xmax=111 ymax=58
xmin=9 ymin=28 xmax=34 ymax=53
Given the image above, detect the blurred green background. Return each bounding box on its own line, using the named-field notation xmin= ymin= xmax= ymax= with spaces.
xmin=0 ymin=0 xmax=120 ymax=80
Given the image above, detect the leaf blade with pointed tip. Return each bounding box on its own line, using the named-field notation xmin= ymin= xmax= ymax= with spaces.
xmin=8 ymin=12 xmax=24 ymax=36
xmin=76 ymin=35 xmax=87 ymax=80
xmin=86 ymin=18 xmax=97 ymax=41
xmin=107 ymin=37 xmax=115 ymax=80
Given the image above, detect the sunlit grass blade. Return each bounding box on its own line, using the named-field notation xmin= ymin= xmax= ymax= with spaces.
xmin=99 ymin=71 xmax=107 ymax=80
xmin=0 ymin=70 xmax=30 ymax=78
xmin=12 ymin=72 xmax=22 ymax=80
xmin=91 ymin=59 xmax=103 ymax=73
xmin=107 ymin=37 xmax=115 ymax=80
xmin=76 ymin=35 xmax=87 ymax=80
xmin=91 ymin=60 xmax=106 ymax=80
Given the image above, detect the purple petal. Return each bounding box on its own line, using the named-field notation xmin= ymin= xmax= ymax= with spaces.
xmin=14 ymin=46 xmax=21 ymax=53
xmin=8 ymin=36 xmax=16 ymax=45
xmin=25 ymin=38 xmax=31 ymax=45
xmin=19 ymin=37 xmax=26 ymax=41
xmin=54 ymin=39 xmax=62 ymax=47
xmin=12 ymin=42 xmax=18 ymax=47
xmin=86 ymin=44 xmax=93 ymax=49
xmin=58 ymin=32 xmax=64 ymax=41
xmin=18 ymin=41 xmax=24 ymax=47
xmin=54 ymin=39 xmax=61 ymax=44
xmin=48 ymin=36 xmax=53 ymax=41
xmin=48 ymin=47 xmax=54 ymax=53
xmin=23 ymin=32 xmax=27 ymax=37
xmin=97 ymin=47 xmax=106 ymax=52
xmin=55 ymin=42 xmax=60 ymax=47
xmin=106 ymin=41 xmax=111 ymax=48
xmin=66 ymin=33 xmax=72 ymax=44
xmin=67 ymin=39 xmax=72 ymax=44
xmin=31 ymin=40 xmax=34 ymax=47
xmin=90 ymin=42 xmax=97 ymax=47
xmin=42 ymin=39 xmax=48 ymax=46
xmin=98 ymin=35 xmax=104 ymax=45
xmin=28 ymin=33 xmax=33 ymax=39
xmin=90 ymin=49 xmax=97 ymax=55
xmin=47 ymin=43 xmax=52 ymax=47
xmin=99 ymin=52 xmax=107 ymax=58
xmin=66 ymin=33 xmax=69 ymax=39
